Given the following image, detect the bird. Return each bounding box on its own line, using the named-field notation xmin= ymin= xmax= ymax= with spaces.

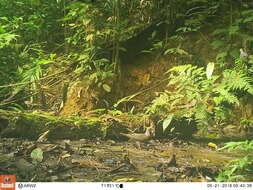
xmin=120 ymin=127 xmax=153 ymax=142
xmin=240 ymin=48 xmax=248 ymax=63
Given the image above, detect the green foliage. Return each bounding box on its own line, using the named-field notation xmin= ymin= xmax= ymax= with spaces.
xmin=63 ymin=2 xmax=98 ymax=47
xmin=219 ymin=140 xmax=253 ymax=152
xmin=220 ymin=70 xmax=253 ymax=94
xmin=0 ymin=18 xmax=21 ymax=103
xmin=16 ymin=53 xmax=55 ymax=93
xmin=176 ymin=25 xmax=200 ymax=34
xmin=0 ymin=0 xmax=253 ymax=114
xmin=0 ymin=0 xmax=65 ymax=106
xmin=146 ymin=63 xmax=253 ymax=133
xmin=163 ymin=114 xmax=174 ymax=132
xmin=216 ymin=156 xmax=252 ymax=182
xmin=240 ymin=118 xmax=253 ymax=132
xmin=88 ymin=70 xmax=115 ymax=93
xmin=0 ymin=0 xmax=65 ymax=47
xmin=164 ymin=47 xmax=191 ymax=57
xmin=0 ymin=21 xmax=18 ymax=48
xmin=211 ymin=6 xmax=253 ymax=68
xmin=216 ymin=140 xmax=253 ymax=182
xmin=147 ymin=64 xmax=213 ymax=129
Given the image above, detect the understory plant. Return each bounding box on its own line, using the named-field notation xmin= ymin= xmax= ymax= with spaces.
xmin=212 ymin=8 xmax=253 ymax=68
xmin=216 ymin=140 xmax=253 ymax=182
xmin=146 ymin=62 xmax=253 ymax=134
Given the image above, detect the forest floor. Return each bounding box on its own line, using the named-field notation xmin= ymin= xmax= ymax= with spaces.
xmin=0 ymin=137 xmax=244 ymax=182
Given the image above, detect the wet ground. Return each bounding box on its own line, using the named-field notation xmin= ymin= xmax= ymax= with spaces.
xmin=0 ymin=138 xmax=241 ymax=182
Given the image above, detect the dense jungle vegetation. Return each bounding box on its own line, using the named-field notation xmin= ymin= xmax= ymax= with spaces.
xmin=0 ymin=0 xmax=253 ymax=182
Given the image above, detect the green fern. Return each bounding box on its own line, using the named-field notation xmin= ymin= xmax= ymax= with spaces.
xmin=214 ymin=87 xmax=239 ymax=105
xmin=147 ymin=63 xmax=253 ymax=133
xmin=193 ymin=103 xmax=210 ymax=127
xmin=221 ymin=70 xmax=253 ymax=93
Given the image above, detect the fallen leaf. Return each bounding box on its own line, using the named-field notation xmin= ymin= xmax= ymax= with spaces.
xmin=61 ymin=153 xmax=71 ymax=159
xmin=208 ymin=142 xmax=217 ymax=149
xmin=31 ymin=148 xmax=44 ymax=162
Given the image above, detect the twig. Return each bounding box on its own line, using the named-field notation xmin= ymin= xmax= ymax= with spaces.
xmin=0 ymin=69 xmax=68 ymax=89
xmin=107 ymin=164 xmax=126 ymax=174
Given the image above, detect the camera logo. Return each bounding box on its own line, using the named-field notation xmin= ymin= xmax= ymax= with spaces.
xmin=4 ymin=177 xmax=11 ymax=183
xmin=0 ymin=175 xmax=16 ymax=190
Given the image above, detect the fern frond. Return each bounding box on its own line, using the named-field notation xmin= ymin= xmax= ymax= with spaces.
xmin=222 ymin=70 xmax=253 ymax=94
xmin=168 ymin=64 xmax=195 ymax=74
xmin=214 ymin=87 xmax=240 ymax=105
xmin=194 ymin=103 xmax=210 ymax=127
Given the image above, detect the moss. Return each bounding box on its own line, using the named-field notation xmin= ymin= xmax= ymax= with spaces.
xmin=0 ymin=109 xmax=107 ymax=140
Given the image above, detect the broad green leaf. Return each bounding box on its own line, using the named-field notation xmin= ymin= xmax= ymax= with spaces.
xmin=31 ymin=148 xmax=43 ymax=162
xmin=206 ymin=62 xmax=214 ymax=79
xmin=163 ymin=114 xmax=174 ymax=132
xmin=102 ymin=84 xmax=111 ymax=92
